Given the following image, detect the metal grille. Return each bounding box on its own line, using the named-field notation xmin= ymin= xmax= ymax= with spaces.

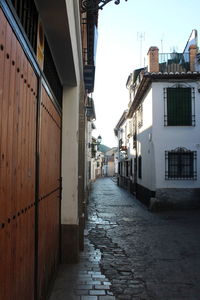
xmin=9 ymin=0 xmax=38 ymax=51
xmin=43 ymin=38 xmax=63 ymax=107
xmin=165 ymin=148 xmax=197 ymax=180
xmin=159 ymin=52 xmax=190 ymax=73
xmin=164 ymin=87 xmax=195 ymax=126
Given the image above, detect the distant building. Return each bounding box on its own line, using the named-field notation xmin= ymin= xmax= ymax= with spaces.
xmin=102 ymin=148 xmax=118 ymax=177
xmin=115 ymin=32 xmax=200 ymax=210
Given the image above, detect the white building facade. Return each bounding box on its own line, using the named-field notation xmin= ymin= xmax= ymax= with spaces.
xmin=116 ymin=43 xmax=200 ymax=210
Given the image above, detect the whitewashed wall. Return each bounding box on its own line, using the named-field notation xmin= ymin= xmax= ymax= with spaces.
xmin=61 ymin=0 xmax=83 ymax=225
xmin=137 ymin=87 xmax=155 ymax=191
xmin=152 ymin=81 xmax=200 ymax=189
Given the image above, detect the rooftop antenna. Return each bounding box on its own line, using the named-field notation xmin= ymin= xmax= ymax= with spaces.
xmin=160 ymin=33 xmax=164 ymax=53
xmin=137 ymin=32 xmax=145 ymax=67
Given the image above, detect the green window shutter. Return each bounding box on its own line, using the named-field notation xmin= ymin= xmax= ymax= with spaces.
xmin=167 ymin=88 xmax=191 ymax=125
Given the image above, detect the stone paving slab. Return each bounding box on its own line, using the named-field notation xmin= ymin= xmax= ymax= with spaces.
xmin=49 ymin=238 xmax=116 ymax=300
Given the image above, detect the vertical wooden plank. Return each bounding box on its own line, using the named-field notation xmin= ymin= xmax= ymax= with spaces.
xmin=16 ymin=36 xmax=24 ymax=214
xmin=0 ymin=9 xmax=7 ymax=298
xmin=8 ymin=28 xmax=17 ymax=300
xmin=21 ymin=53 xmax=28 ymax=209
xmin=0 ymin=19 xmax=13 ymax=300
xmin=12 ymin=44 xmax=21 ymax=214
xmin=0 ymin=15 xmax=12 ymax=221
xmin=7 ymin=29 xmax=17 ymax=218
xmin=38 ymin=86 xmax=61 ymax=300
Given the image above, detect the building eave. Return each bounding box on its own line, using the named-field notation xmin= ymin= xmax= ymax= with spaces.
xmin=127 ymin=71 xmax=200 ymax=118
xmin=114 ymin=110 xmax=128 ymax=136
xmin=34 ymin=0 xmax=80 ymax=86
xmin=127 ymin=75 xmax=151 ymax=118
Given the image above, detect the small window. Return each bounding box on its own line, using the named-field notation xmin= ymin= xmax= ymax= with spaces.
xmin=164 ymin=87 xmax=195 ymax=126
xmin=133 ymin=115 xmax=136 ymax=148
xmin=126 ymin=161 xmax=129 ymax=177
xmin=138 ymin=155 xmax=142 ymax=179
xmin=130 ymin=159 xmax=133 ymax=176
xmin=118 ymin=162 xmax=121 ymax=175
xmin=165 ymin=148 xmax=197 ymax=180
xmin=133 ymin=133 xmax=136 ymax=149
xmin=89 ymin=162 xmax=91 ymax=180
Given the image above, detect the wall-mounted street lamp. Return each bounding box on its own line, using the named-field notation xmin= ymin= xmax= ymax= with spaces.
xmin=94 ymin=134 xmax=102 ymax=149
xmin=92 ymin=134 xmax=102 ymax=149
xmin=96 ymin=135 xmax=102 ymax=145
xmin=81 ymin=0 xmax=128 ymax=13
xmin=91 ymin=135 xmax=102 ymax=158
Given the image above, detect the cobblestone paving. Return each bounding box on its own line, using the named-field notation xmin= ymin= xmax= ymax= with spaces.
xmin=87 ymin=178 xmax=200 ymax=300
xmin=49 ymin=177 xmax=200 ymax=300
xmin=49 ymin=237 xmax=116 ymax=300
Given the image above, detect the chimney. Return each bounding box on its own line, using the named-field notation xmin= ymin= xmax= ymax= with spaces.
xmin=147 ymin=47 xmax=159 ymax=73
xmin=189 ymin=44 xmax=197 ymax=72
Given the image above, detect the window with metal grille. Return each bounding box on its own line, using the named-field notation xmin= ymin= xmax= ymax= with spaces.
xmin=91 ymin=143 xmax=96 ymax=158
xmin=126 ymin=161 xmax=129 ymax=177
xmin=165 ymin=148 xmax=197 ymax=180
xmin=9 ymin=0 xmax=38 ymax=51
xmin=164 ymin=87 xmax=195 ymax=126
xmin=138 ymin=155 xmax=142 ymax=179
xmin=133 ymin=133 xmax=136 ymax=149
xmin=43 ymin=38 xmax=63 ymax=106
xmin=118 ymin=162 xmax=121 ymax=175
xmin=132 ymin=115 xmax=136 ymax=148
xmin=9 ymin=0 xmax=63 ymax=106
xmin=130 ymin=159 xmax=133 ymax=176
xmin=138 ymin=104 xmax=143 ymax=128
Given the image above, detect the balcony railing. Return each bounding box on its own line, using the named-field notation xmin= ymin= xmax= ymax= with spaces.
xmin=159 ymin=52 xmax=190 ymax=73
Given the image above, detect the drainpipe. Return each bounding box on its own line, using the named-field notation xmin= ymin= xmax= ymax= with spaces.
xmin=134 ymin=112 xmax=138 ymax=195
xmin=117 ymin=129 xmax=120 ymax=186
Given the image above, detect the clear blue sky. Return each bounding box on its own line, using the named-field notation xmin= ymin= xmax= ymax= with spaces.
xmin=93 ymin=0 xmax=200 ymax=147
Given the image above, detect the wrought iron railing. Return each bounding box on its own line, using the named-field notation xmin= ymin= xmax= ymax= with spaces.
xmin=159 ymin=52 xmax=190 ymax=73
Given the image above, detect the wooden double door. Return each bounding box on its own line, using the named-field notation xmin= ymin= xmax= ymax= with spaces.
xmin=0 ymin=8 xmax=62 ymax=300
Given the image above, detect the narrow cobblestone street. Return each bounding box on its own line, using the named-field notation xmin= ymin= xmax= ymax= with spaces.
xmin=50 ymin=177 xmax=200 ymax=300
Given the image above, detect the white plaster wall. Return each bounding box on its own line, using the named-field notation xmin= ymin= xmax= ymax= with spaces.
xmin=107 ymin=162 xmax=115 ymax=176
xmin=85 ymin=121 xmax=93 ymax=186
xmin=152 ymin=81 xmax=200 ymax=189
xmin=62 ymin=86 xmax=79 ymax=225
xmin=137 ymin=88 xmax=155 ymax=190
xmin=85 ymin=121 xmax=89 ymax=189
xmin=91 ymin=158 xmax=96 ymax=181
xmin=65 ymin=0 xmax=83 ymax=83
xmin=61 ymin=0 xmax=83 ymax=225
